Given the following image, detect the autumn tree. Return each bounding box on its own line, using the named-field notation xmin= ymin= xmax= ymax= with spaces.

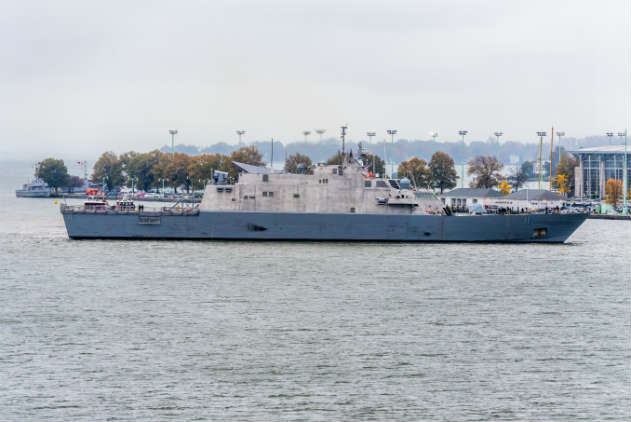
xmin=284 ymin=153 xmax=314 ymax=174
xmin=498 ymin=180 xmax=511 ymax=195
xmin=398 ymin=157 xmax=432 ymax=189
xmin=230 ymin=146 xmax=265 ymax=166
xmin=553 ymin=174 xmax=570 ymax=196
xmin=170 ymin=153 xmax=192 ymax=192
xmin=554 ymin=153 xmax=579 ymax=195
xmin=228 ymin=146 xmax=265 ymax=179
xmin=604 ymin=179 xmax=623 ymax=208
xmin=467 ymin=155 xmax=503 ymax=189
xmin=92 ymin=151 xmax=123 ymax=190
xmin=38 ymin=158 xmax=69 ymax=190
xmin=429 ymin=151 xmax=457 ymax=193
xmin=151 ymin=152 xmax=176 ymax=190
xmin=188 ymin=153 xmax=231 ymax=186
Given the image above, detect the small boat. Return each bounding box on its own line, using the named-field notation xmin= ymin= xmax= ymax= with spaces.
xmin=16 ymin=165 xmax=51 ymax=198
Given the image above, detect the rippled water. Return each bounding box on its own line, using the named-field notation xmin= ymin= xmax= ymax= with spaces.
xmin=1 ymin=161 xmax=630 ymax=421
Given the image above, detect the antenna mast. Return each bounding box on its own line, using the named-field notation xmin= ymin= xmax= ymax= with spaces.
xmin=549 ymin=127 xmax=554 ymax=191
xmin=341 ymin=125 xmax=348 ymax=162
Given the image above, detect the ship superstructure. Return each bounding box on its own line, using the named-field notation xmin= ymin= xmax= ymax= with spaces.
xmin=201 ymin=154 xmax=445 ymax=216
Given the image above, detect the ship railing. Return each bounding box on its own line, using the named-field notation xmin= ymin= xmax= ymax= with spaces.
xmin=60 ymin=204 xmax=200 ymax=216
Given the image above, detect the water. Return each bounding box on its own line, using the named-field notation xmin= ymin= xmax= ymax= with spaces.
xmin=1 ymin=161 xmax=630 ymax=421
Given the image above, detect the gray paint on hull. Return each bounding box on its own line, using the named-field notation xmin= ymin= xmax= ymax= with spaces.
xmin=62 ymin=211 xmax=587 ymax=243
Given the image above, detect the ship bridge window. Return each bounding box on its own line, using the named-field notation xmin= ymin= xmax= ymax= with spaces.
xmin=388 ymin=180 xmax=400 ymax=189
xmin=376 ymin=180 xmax=388 ymax=188
xmin=364 ymin=181 xmax=372 ymax=188
xmin=332 ymin=168 xmax=337 ymax=174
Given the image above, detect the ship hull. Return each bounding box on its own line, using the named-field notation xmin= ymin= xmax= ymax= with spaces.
xmin=62 ymin=211 xmax=587 ymax=243
xmin=16 ymin=190 xmax=51 ymax=198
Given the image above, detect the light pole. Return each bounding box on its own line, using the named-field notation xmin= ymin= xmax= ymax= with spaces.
xmin=236 ymin=130 xmax=246 ymax=146
xmin=536 ymin=131 xmax=547 ymax=190
xmin=341 ymin=125 xmax=348 ymax=160
xmin=387 ymin=129 xmax=397 ymax=177
xmin=606 ymin=131 xmax=614 ymax=145
xmin=367 ymin=131 xmax=376 ymax=144
xmin=494 ymin=131 xmax=503 ymax=163
xmin=303 ymin=131 xmax=311 ymax=142
xmin=618 ymin=131 xmax=628 ymax=214
xmin=458 ymin=130 xmax=468 ymax=188
xmin=169 ymin=130 xmax=178 ymax=159
xmin=431 ymin=132 xmax=438 ymax=142
xmin=315 ymin=129 xmax=326 ymax=142
xmin=556 ymin=131 xmax=565 ymax=163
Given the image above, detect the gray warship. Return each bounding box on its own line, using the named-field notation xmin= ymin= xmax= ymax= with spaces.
xmin=16 ymin=164 xmax=51 ymax=198
xmin=61 ymin=144 xmax=587 ymax=243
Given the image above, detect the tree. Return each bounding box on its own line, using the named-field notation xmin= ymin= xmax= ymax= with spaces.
xmin=553 ymin=174 xmax=570 ymax=196
xmin=507 ymin=169 xmax=528 ymax=191
xmin=68 ymin=175 xmax=85 ymax=189
xmin=38 ymin=158 xmax=69 ymax=190
xmin=429 ymin=151 xmax=457 ymax=193
xmin=188 ymin=153 xmax=231 ymax=187
xmin=126 ymin=150 xmax=161 ymax=191
xmin=230 ymin=146 xmax=265 ymax=167
xmin=170 ymin=153 xmax=192 ymax=192
xmin=521 ymin=161 xmax=535 ymax=178
xmin=92 ymin=151 xmax=123 ymax=190
xmin=498 ymin=180 xmax=511 ymax=195
xmin=361 ymin=153 xmax=385 ymax=178
xmin=604 ymin=179 xmax=623 ymax=208
xmin=554 ymin=153 xmax=579 ymax=196
xmin=398 ymin=157 xmax=432 ymax=189
xmin=467 ymin=155 xmax=503 ymax=189
xmin=326 ymin=151 xmax=345 ymax=166
xmin=284 ymin=153 xmax=314 ymax=174
xmin=229 ymin=146 xmax=265 ymax=179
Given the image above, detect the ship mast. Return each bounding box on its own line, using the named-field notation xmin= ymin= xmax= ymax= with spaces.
xmin=341 ymin=125 xmax=347 ymax=162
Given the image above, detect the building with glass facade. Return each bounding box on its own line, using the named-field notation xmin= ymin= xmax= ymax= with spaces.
xmin=570 ymin=145 xmax=630 ymax=199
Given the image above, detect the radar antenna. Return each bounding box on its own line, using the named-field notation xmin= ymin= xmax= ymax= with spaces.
xmin=341 ymin=125 xmax=348 ymax=163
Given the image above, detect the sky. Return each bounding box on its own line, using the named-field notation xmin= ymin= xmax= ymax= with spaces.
xmin=1 ymin=0 xmax=629 ymax=160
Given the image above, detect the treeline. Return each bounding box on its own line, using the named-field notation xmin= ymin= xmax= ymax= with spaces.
xmin=161 ymin=135 xmax=610 ymax=165
xmin=91 ymin=144 xmax=580 ymax=196
xmin=92 ymin=146 xmax=265 ymax=192
xmin=37 ymin=145 xmax=580 ymax=196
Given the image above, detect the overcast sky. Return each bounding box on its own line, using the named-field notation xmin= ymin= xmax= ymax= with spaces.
xmin=1 ymin=0 xmax=629 ymax=159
